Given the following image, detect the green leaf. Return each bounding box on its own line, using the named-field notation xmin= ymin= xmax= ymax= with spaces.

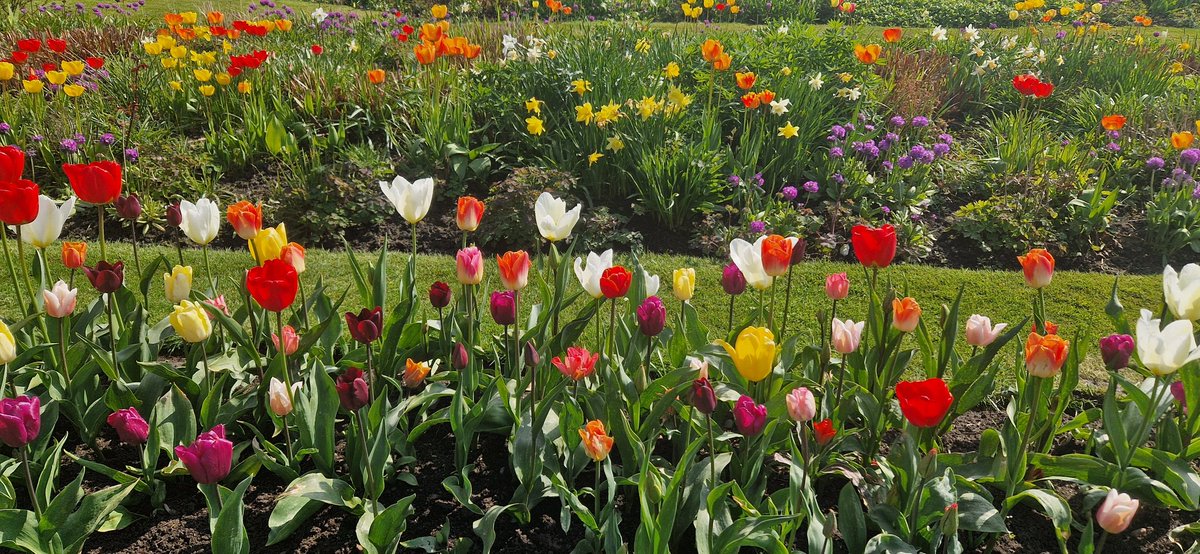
xmin=211 ymin=478 xmax=254 ymax=554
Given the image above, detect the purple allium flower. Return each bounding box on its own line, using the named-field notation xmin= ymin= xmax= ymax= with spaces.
xmin=780 ymin=185 xmax=798 ymax=200
xmin=830 ymin=147 xmax=844 ymax=158
xmin=864 ymin=124 xmax=876 ymax=132
xmin=830 ymin=125 xmax=847 ymax=140
xmin=1147 ymin=156 xmax=1166 ymax=170
xmin=937 ymin=133 xmax=953 ymax=144
xmin=933 ymin=143 xmax=950 ymax=156
xmin=1106 ymin=142 xmax=1121 ymax=152
xmin=1181 ymin=149 xmax=1200 ymax=166
xmin=911 ymin=116 xmax=929 ymax=127
xmin=728 ymin=174 xmax=742 ymax=186
xmin=882 ymin=160 xmax=894 ymax=172
xmin=124 ymin=147 xmax=139 ymax=161
xmin=750 ymin=220 xmax=766 ymax=233
xmin=100 ymin=133 xmax=115 ymax=145
xmin=1056 ymin=30 xmax=1067 ymax=39
xmin=881 ymin=206 xmax=891 ymax=215
xmin=30 ymin=135 xmax=43 ymax=143
xmin=898 ymin=155 xmax=914 ymax=169
xmin=889 ymin=115 xmax=905 ymax=127
xmin=0 ymin=123 xmax=10 ymax=134
xmin=752 ymin=173 xmax=765 ymax=188
xmin=832 ymin=173 xmax=845 ymax=184
xmin=803 ymin=180 xmax=819 ymax=193
xmin=59 ymin=138 xmax=78 ymax=153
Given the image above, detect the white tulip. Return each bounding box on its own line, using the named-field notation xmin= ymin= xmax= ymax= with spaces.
xmin=643 ymin=271 xmax=660 ymax=297
xmin=379 ymin=176 xmax=435 ymax=225
xmin=574 ymin=249 xmax=613 ymax=299
xmin=1163 ymin=264 xmax=1200 ymax=321
xmin=20 ymin=195 xmax=75 ymax=249
xmin=42 ymin=280 xmax=77 ymax=319
xmin=1136 ymin=309 xmax=1200 ymax=376
xmin=729 ymin=236 xmax=774 ymax=291
xmin=535 ymin=192 xmax=581 ymax=242
xmin=178 ymin=198 xmax=221 ymax=246
xmin=965 ymin=315 xmax=1006 ymax=347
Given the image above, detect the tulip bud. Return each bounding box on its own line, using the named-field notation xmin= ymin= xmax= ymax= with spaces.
xmin=891 ymin=297 xmax=922 ymax=333
xmin=965 ymin=314 xmax=1006 ymax=347
xmin=106 ymin=407 xmax=149 ymax=445
xmin=174 ymin=425 xmax=233 ymax=484
xmin=824 ymin=273 xmax=849 ymax=300
xmin=452 ymin=342 xmax=469 ymax=370
xmin=790 ymin=237 xmax=807 ymax=266
xmin=636 ymin=296 xmax=667 ymax=337
xmin=691 ymin=377 xmax=717 ymax=414
xmin=335 ymin=367 xmax=370 ymax=411
xmin=166 ymin=203 xmax=183 ymax=227
xmin=1171 ymin=381 xmax=1186 ymax=413
xmin=163 ymin=265 xmax=193 ymax=304
xmin=61 ymin=241 xmax=87 ymax=269
xmin=813 ymin=418 xmax=836 ymax=445
xmin=279 ymin=242 xmax=306 ymax=274
xmin=114 ymin=193 xmax=142 ymax=220
xmin=272 ymin=325 xmax=300 ymax=356
xmin=721 ymin=263 xmax=746 ymax=295
xmin=0 ymin=395 xmax=40 ymax=448
xmin=490 ymin=291 xmax=516 ymax=326
xmin=429 ymin=281 xmax=452 ymax=309
xmin=524 ymin=341 xmax=540 ymax=367
xmin=786 ymin=387 xmax=816 ymax=422
xmin=1095 ymin=489 xmax=1139 ymax=534
xmin=345 ymin=307 xmax=383 ymax=344
xmin=268 ymin=377 xmax=299 ymax=417
xmin=170 ymin=300 xmax=213 ymax=343
xmin=1099 ymin=334 xmax=1134 ymax=371
xmin=733 ymin=395 xmax=767 ymax=436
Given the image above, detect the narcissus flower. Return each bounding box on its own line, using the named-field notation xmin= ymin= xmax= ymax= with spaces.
xmin=715 ymin=326 xmax=776 ymax=382
xmin=526 ymin=116 xmax=545 ymax=135
xmin=1025 ymin=332 xmax=1070 ymax=378
xmin=778 ymin=122 xmax=799 ymax=138
xmin=1017 ymin=248 xmax=1055 ymax=289
xmin=579 ymin=420 xmax=614 ymax=461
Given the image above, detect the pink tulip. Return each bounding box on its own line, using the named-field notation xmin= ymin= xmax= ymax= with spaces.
xmin=456 ymin=246 xmax=484 ymax=285
xmin=106 ymin=407 xmax=149 ymax=445
xmin=272 ymin=325 xmax=300 ymax=356
xmin=552 ymin=346 xmax=599 ymax=381
xmin=965 ymin=315 xmax=1006 ymax=347
xmin=733 ymin=395 xmax=767 ymax=436
xmin=174 ymin=425 xmax=233 ymax=484
xmin=831 ymin=318 xmax=864 ymax=354
xmin=1095 ymin=489 xmax=1139 ymax=534
xmin=825 ymin=273 xmax=849 ymax=300
xmin=0 ymin=396 xmax=40 ymax=448
xmin=42 ymin=280 xmax=77 ymax=318
xmin=786 ymin=387 xmax=816 ymax=422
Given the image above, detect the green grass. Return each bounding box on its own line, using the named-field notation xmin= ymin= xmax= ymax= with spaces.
xmin=0 ymin=241 xmax=1163 ymax=391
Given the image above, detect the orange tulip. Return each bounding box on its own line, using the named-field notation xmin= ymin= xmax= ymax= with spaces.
xmin=279 ymin=242 xmax=306 ymax=274
xmin=415 ymin=43 xmax=438 ymax=65
xmin=497 ymin=250 xmax=531 ymax=290
xmin=712 ymin=53 xmax=731 ymax=71
xmin=206 ymin=11 xmax=224 ymax=24
xmin=1025 ymin=332 xmax=1069 ymax=378
xmin=226 ymin=200 xmax=263 ymax=240
xmin=164 ymin=13 xmax=183 ymax=26
xmin=701 ymin=39 xmax=724 ymax=62
xmin=431 ymin=4 xmax=448 ymax=18
xmin=579 ymin=420 xmax=614 ymax=462
xmin=403 ymin=358 xmax=432 ymax=388
xmin=883 ymin=27 xmax=902 ymax=43
xmin=456 ymin=196 xmax=485 ymax=232
xmin=1017 ymin=248 xmax=1055 ymax=289
xmin=62 ymin=241 xmax=87 ymax=269
xmin=760 ymin=235 xmax=794 ymax=277
xmin=367 ymin=69 xmax=386 ymax=84
xmin=735 ymin=71 xmax=756 ymax=90
xmin=1101 ymin=114 xmax=1125 ymax=131
xmin=741 ymin=92 xmax=761 ymax=109
xmin=756 ymin=89 xmax=775 ymax=104
xmin=892 ymin=297 xmax=922 ymax=333
xmin=854 ymin=43 xmax=881 ymax=64
xmin=1172 ymin=131 xmax=1195 ymax=150
xmin=420 ymin=22 xmax=445 ymax=43
xmin=464 ymin=43 xmax=481 ymax=59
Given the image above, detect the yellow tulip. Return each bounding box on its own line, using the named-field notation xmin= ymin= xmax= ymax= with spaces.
xmin=170 ymin=301 xmax=213 ymax=343
xmin=63 ymin=84 xmax=85 ymax=97
xmin=23 ymin=79 xmax=44 ymax=94
xmin=169 ymin=81 xmax=183 ymax=91
xmin=215 ymin=73 xmax=231 ymax=86
xmin=238 ymin=81 xmax=252 ymax=94
xmin=0 ymin=320 xmax=15 ymax=364
xmin=170 ymin=46 xmax=188 ymax=59
xmin=276 ymin=19 xmax=293 ymax=31
xmin=164 ymin=265 xmax=194 ymax=304
xmin=251 ymin=223 xmax=288 ymax=264
xmin=194 ymin=69 xmax=212 ymax=82
xmin=161 ymin=58 xmax=179 ymax=69
xmin=673 ymin=268 xmax=696 ymax=301
xmin=199 ymin=85 xmax=215 ymax=96
xmin=143 ymin=41 xmax=164 ymax=55
xmin=46 ymin=71 xmax=67 ymax=85
xmin=61 ymin=60 xmax=85 ymax=76
xmin=0 ymin=62 xmax=14 ymax=80
xmin=156 ymin=35 xmax=177 ymax=49
xmin=714 ymin=326 xmax=776 ymax=382
xmin=260 ymin=20 xmax=277 ymax=31
xmin=180 ymin=11 xmax=198 ymax=24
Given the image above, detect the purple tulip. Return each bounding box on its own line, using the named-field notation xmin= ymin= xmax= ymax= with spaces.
xmin=637 ymin=296 xmax=667 ymax=337
xmin=490 ymin=291 xmax=516 ymax=326
xmin=452 ymin=342 xmax=469 ymax=370
xmin=721 ymin=263 xmax=746 ymax=296
xmin=692 ymin=378 xmax=717 ymax=414
xmin=107 ymin=407 xmax=149 ymax=445
xmin=114 ymin=193 xmax=142 ymax=220
xmin=345 ymin=307 xmax=383 ymax=344
xmin=0 ymin=396 xmax=40 ymax=448
xmin=1099 ymin=334 xmax=1134 ymax=371
xmin=174 ymin=425 xmax=233 ymax=484
xmin=733 ymin=395 xmax=767 ymax=436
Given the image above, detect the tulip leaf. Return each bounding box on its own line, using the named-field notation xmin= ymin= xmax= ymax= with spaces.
xmin=864 ymin=533 xmax=919 ymax=554
xmin=0 ymin=509 xmax=43 ymax=553
xmin=153 ymin=385 xmax=197 ymax=457
xmin=211 ymin=477 xmax=253 ymax=554
xmin=59 ymin=482 xmax=137 ymax=553
xmin=367 ymin=494 xmax=416 ymax=551
xmin=472 ymin=503 xmax=526 ymax=554
xmin=298 ymin=367 xmax=339 ymax=476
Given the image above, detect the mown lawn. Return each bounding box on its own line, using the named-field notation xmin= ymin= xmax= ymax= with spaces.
xmin=0 ymin=242 xmax=1164 ymax=391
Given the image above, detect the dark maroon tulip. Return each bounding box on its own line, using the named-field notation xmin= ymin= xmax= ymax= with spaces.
xmin=174 ymin=425 xmax=232 ymax=484
xmin=637 ymin=295 xmax=666 ymax=337
xmin=1099 ymin=334 xmax=1134 ymax=371
xmin=166 ymin=203 xmax=182 ymax=227
xmin=429 ymin=281 xmax=452 ymax=309
xmin=345 ymin=307 xmax=382 ymax=344
xmin=0 ymin=396 xmax=40 ymax=448
xmin=790 ymin=237 xmax=807 ymax=266
xmin=490 ymin=291 xmax=516 ymax=326
xmin=84 ymin=260 xmax=124 ymax=293
xmin=336 ymin=367 xmax=370 ymax=411
xmin=721 ymin=263 xmax=746 ymax=296
xmin=106 ymin=407 xmax=149 ymax=445
xmin=524 ymin=341 xmax=539 ymax=367
xmin=692 ymin=378 xmax=717 ymax=414
xmin=452 ymin=343 xmax=469 ymax=370
xmin=114 ymin=193 xmax=142 ymax=220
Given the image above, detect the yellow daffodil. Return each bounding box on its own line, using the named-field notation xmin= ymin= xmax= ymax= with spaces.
xmin=837 ymin=72 xmax=853 ymax=82
xmin=238 ymin=81 xmax=252 ymax=94
xmin=664 ymin=61 xmax=680 ymax=79
xmin=588 ymin=152 xmax=603 ymax=165
xmin=635 ymin=38 xmax=650 ymax=54
xmin=605 ymin=136 xmax=625 ymax=152
xmin=778 ymin=122 xmax=799 ymax=139
xmin=169 ymin=80 xmax=183 ymax=91
xmin=595 ymin=101 xmax=620 ymax=125
xmin=715 ymin=326 xmax=776 ymax=382
xmin=575 ymin=102 xmax=595 ymax=125
xmin=570 ymin=79 xmax=591 ymax=95
xmin=525 ymin=97 xmax=542 ymax=114
xmin=637 ymin=96 xmax=661 ymax=119
xmin=526 ymin=116 xmax=545 ymax=135
xmin=672 ymin=268 xmax=696 ymax=301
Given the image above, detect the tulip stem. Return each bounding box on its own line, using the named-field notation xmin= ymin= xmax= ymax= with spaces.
xmin=130 ymin=220 xmax=142 ymax=292
xmin=19 ymin=447 xmax=40 ymax=519
xmin=201 ymin=338 xmax=213 ymax=416
xmin=782 ymin=268 xmax=794 ymax=341
xmin=14 ymin=227 xmax=35 ymax=310
xmin=356 ymin=408 xmax=379 ymax=516
xmin=59 ymin=317 xmax=71 ymax=390
xmin=1096 ymin=530 xmax=1109 ymax=554
xmin=283 ymin=415 xmax=295 ymax=463
xmin=593 ymin=460 xmax=602 ymax=525
xmin=297 ymin=275 xmax=310 ymax=331
xmin=105 ymin=293 xmax=120 ymax=377
xmin=707 ymin=415 xmax=717 ymax=551
xmin=833 ymin=356 xmax=848 ymax=421
xmin=97 ymin=206 xmax=107 ymax=262
xmin=276 ymin=312 xmax=295 ymax=408
xmin=0 ymin=231 xmax=27 ymax=316
xmin=202 ymin=245 xmax=216 ymax=296
xmin=727 ymin=294 xmax=735 ymax=337
xmin=607 ymin=299 xmax=616 ymax=360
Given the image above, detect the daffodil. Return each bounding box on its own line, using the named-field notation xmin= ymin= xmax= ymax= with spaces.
xmin=525 ymin=97 xmax=542 ymax=114
xmin=570 ymin=79 xmax=592 ymax=95
xmin=778 ymin=122 xmax=799 ymax=139
xmin=664 ymin=62 xmax=680 ymax=79
xmin=605 ymin=136 xmax=625 ymax=152
xmin=526 ymin=116 xmax=545 ymax=135
xmin=575 ymin=102 xmax=595 ymax=125
xmin=770 ymin=98 xmax=790 ymax=115
xmin=588 ymin=152 xmax=603 ymax=165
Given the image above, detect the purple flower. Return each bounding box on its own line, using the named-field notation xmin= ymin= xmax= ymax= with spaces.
xmin=832 ymin=173 xmax=845 ymax=184
xmin=0 ymin=123 xmax=9 ymax=134
xmin=1107 ymin=130 xmax=1120 ymax=140
xmin=933 ymin=143 xmax=951 ymax=157
xmin=1099 ymin=334 xmax=1134 ymax=370
xmin=830 ymin=125 xmax=847 ymax=140
xmin=59 ymin=139 xmax=78 ymax=153
xmin=100 ymin=133 xmax=115 ymax=145
xmin=889 ymin=115 xmax=905 ymax=127
xmin=721 ymin=263 xmax=746 ymax=295
xmin=1172 ymin=381 xmax=1186 ymax=412
xmin=938 ymin=133 xmax=954 ymax=144
xmin=864 ymin=124 xmax=876 ymax=132
xmin=728 ymin=174 xmax=742 ymax=186
xmin=781 ymin=186 xmax=798 ymax=200
xmin=912 ymin=116 xmax=929 ymax=127
xmin=1106 ymin=142 xmax=1121 ymax=152
xmin=1147 ymin=156 xmax=1166 ymax=170
xmin=882 ymin=160 xmax=894 ymax=172
xmin=1056 ymin=30 xmax=1067 ymax=39
xmin=803 ymin=180 xmax=819 ymax=193
xmin=124 ymin=147 xmax=139 ymax=162
xmin=30 ymin=135 xmax=43 ymax=143
xmin=898 ymin=155 xmax=914 ymax=169
xmin=881 ymin=206 xmax=891 ymax=215
xmin=830 ymin=147 xmax=844 ymax=158
xmin=1181 ymin=149 xmax=1200 ymax=166
xmin=750 ymin=220 xmax=766 ymax=233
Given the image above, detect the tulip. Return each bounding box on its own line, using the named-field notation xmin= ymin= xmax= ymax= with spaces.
xmin=0 ymin=180 xmax=39 ymax=226
xmin=174 ymin=425 xmax=233 ymax=484
xmin=403 ymin=358 xmax=432 ymax=388
xmin=895 ymin=378 xmax=954 ymax=428
xmin=490 ymin=291 xmax=517 ymax=326
xmin=831 ymin=318 xmax=864 ymax=354
xmin=166 ymin=203 xmax=183 ymax=227
xmin=691 ymin=377 xmax=718 ymax=414
xmin=0 ymin=396 xmax=40 ymax=448
xmin=1095 ymin=489 xmax=1139 ymax=534
xmin=715 ymin=326 xmax=776 ymax=382
xmin=452 ymin=342 xmax=469 ymax=370
xmin=760 ymin=235 xmax=797 ymax=277
xmin=114 ymin=193 xmax=142 ymax=220
xmin=62 ymin=161 xmax=122 ymax=205
xmin=1099 ymin=334 xmax=1134 ymax=371
xmin=534 ymin=192 xmax=581 ymax=242
xmin=0 ymin=145 xmax=24 ymax=181
xmin=1017 ymin=248 xmax=1055 ymax=289
xmin=1172 ymin=381 xmax=1187 ymax=412
xmin=106 ymin=407 xmax=149 ymax=445
xmin=813 ymin=418 xmax=836 ymax=445
xmin=0 ymin=321 xmax=14 ymax=364
xmin=851 ymin=224 xmax=897 ymax=269
xmin=272 ymin=325 xmax=300 ymax=357
xmin=497 ymin=251 xmax=531 ymax=291
xmin=891 ymin=297 xmax=922 ymax=333
xmin=965 ymin=315 xmax=1006 ymax=347
xmin=177 ymin=198 xmax=220 ymax=246
xmin=1136 ymin=310 xmax=1200 ymax=376
xmin=524 ymin=341 xmax=540 ymax=367
xmin=600 ymin=266 xmax=632 ymax=299
xmin=1025 ymin=332 xmax=1070 ymax=378
xmin=574 ymin=249 xmax=614 ymax=299
xmin=721 ymin=263 xmax=746 ymax=295
xmin=345 ymin=307 xmax=383 ymax=344
xmin=336 ymin=367 xmax=370 ymax=411
xmin=429 ymin=281 xmax=452 ymax=309
xmin=733 ymin=395 xmax=767 ymax=436
xmin=379 ymin=175 xmax=435 ymax=224
xmin=205 ymin=295 xmax=230 ymax=319
xmin=813 ymin=274 xmax=843 ymax=305
xmin=62 ymin=242 xmax=86 ymax=269
xmin=553 ymin=346 xmax=599 ymax=381
xmin=1163 ymin=264 xmax=1200 ymax=321
xmin=456 ymin=196 xmax=485 ymax=232
xmin=246 ymin=259 xmax=298 ymax=312
xmin=729 ymin=236 xmax=774 ymax=290
xmin=84 ymin=261 xmax=124 ymax=293
xmin=673 ymin=268 xmax=696 ymax=301
xmin=883 ymin=27 xmax=902 ymax=42
xmin=786 ymin=387 xmax=816 ymax=422
xmin=250 ymin=223 xmax=288 ymax=264
xmin=279 ymin=242 xmax=306 ymax=274
xmin=456 ymin=247 xmax=484 ymax=285
xmin=170 ymin=300 xmax=213 ymax=343
xmin=163 ymin=265 xmax=193 ymax=304
xmin=579 ymin=420 xmax=614 ymax=461
xmin=636 ymin=296 xmax=667 ymax=337
xmin=20 ymin=195 xmax=75 ymax=248
xmin=225 ymin=200 xmax=262 ymax=240
xmin=268 ymin=377 xmax=301 ymax=416
xmin=42 ymin=280 xmax=77 ymax=318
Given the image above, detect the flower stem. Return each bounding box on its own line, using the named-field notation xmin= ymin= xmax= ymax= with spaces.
xmin=14 ymin=227 xmax=35 ymax=310
xmin=19 ymin=448 xmax=40 ymax=518
xmin=105 ymin=293 xmax=120 ymax=377
xmin=97 ymin=205 xmax=107 ymax=262
xmin=356 ymin=408 xmax=379 ymax=516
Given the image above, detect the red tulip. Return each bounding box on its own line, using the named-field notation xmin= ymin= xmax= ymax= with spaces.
xmin=0 ymin=179 xmax=39 ymax=225
xmin=0 ymin=145 xmax=25 ymax=182
xmin=46 ymin=38 xmax=67 ymax=53
xmin=86 ymin=57 xmax=105 ymax=69
xmin=813 ymin=418 xmax=836 ymax=445
xmin=63 ymin=160 xmax=122 ymax=205
xmin=851 ymin=224 xmax=896 ymax=269
xmin=429 ymin=281 xmax=452 ymax=308
xmin=895 ymin=378 xmax=954 ymax=428
xmin=174 ymin=425 xmax=233 ymax=484
xmin=311 ymin=44 xmax=323 ymax=55
xmin=17 ymin=39 xmax=40 ymax=53
xmin=345 ymin=307 xmax=383 ymax=344
xmin=760 ymin=234 xmax=794 ymax=277
xmin=336 ymin=367 xmax=370 ymax=411
xmin=600 ymin=266 xmax=632 ymax=299
xmin=246 ymin=259 xmax=298 ymax=312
